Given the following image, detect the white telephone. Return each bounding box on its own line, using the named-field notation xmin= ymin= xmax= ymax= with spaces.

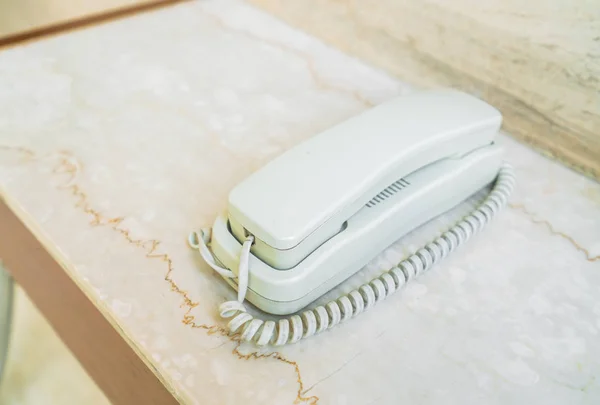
xmin=189 ymin=89 xmax=515 ymax=347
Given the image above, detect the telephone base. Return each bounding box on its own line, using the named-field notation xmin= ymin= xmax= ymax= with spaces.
xmin=209 ymin=144 xmax=503 ymax=315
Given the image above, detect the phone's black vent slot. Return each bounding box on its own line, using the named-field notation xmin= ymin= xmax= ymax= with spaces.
xmin=365 ymin=178 xmax=410 ymax=208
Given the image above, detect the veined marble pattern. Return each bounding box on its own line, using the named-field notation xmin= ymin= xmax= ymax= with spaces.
xmin=0 ymin=1 xmax=599 ymax=404
xmin=248 ymin=0 xmax=600 ymax=180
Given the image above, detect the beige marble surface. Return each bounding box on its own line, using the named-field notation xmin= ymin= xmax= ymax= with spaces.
xmin=0 ymin=286 xmax=109 ymax=405
xmin=248 ymin=0 xmax=600 ymax=181
xmin=0 ymin=0 xmax=599 ymax=404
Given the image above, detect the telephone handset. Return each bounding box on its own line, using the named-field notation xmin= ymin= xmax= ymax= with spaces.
xmin=189 ymin=89 xmax=515 ymax=347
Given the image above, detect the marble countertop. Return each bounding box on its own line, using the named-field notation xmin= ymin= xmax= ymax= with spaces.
xmin=0 ymin=1 xmax=599 ymax=404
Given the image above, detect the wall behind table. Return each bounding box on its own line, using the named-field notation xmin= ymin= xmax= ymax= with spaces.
xmin=248 ymin=0 xmax=600 ymax=181
xmin=0 ymin=0 xmax=179 ymax=45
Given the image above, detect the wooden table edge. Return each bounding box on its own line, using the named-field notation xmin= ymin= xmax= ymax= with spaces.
xmin=0 ymin=0 xmax=188 ymax=50
xmin=0 ymin=196 xmax=180 ymax=405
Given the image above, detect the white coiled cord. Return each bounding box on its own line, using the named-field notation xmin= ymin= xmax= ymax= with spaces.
xmin=189 ymin=163 xmax=515 ymax=346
